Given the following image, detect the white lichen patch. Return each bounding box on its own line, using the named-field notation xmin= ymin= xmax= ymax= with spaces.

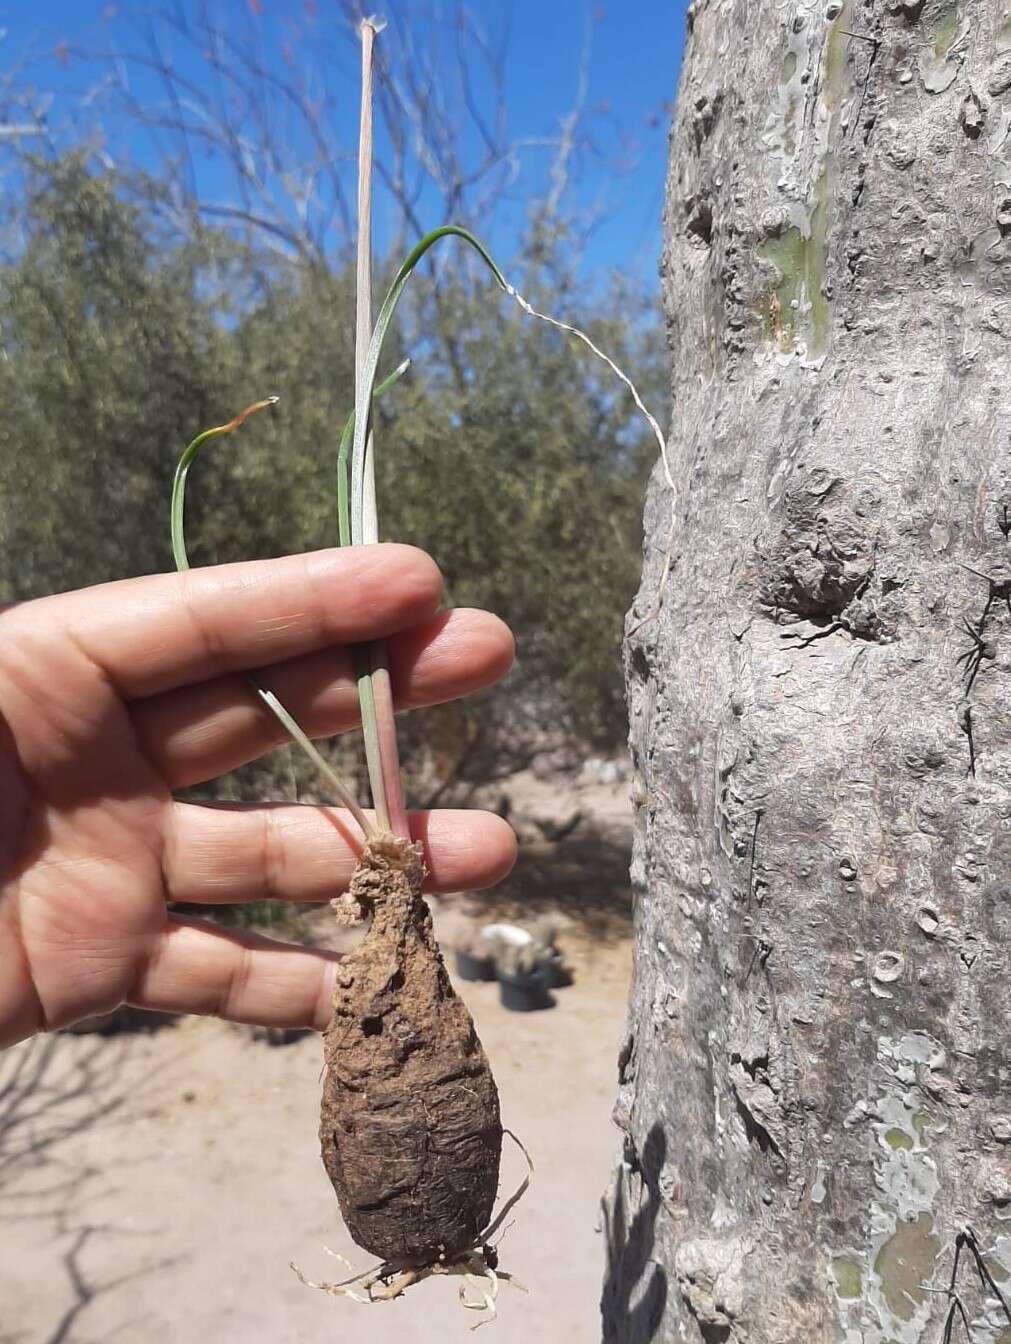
xmin=811 ymin=1158 xmax=830 ymax=1206
xmin=830 ymin=1033 xmax=948 ymax=1341
xmin=988 ymin=1234 xmax=1011 ymax=1282
xmin=918 ymin=6 xmax=966 ymax=94
xmin=870 ymin=1091 xmax=940 ymax=1219
xmin=887 ymin=1031 xmax=947 ymax=1077
xmin=761 ymin=2 xmax=818 ymax=167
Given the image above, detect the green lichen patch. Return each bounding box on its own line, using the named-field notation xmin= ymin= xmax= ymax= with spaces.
xmin=832 ymin=1254 xmax=863 ymax=1299
xmin=781 ymin=50 xmax=798 ymax=84
xmin=759 ymin=229 xmax=805 ymax=349
xmin=758 ymin=173 xmax=831 ymax=356
xmin=873 ymin=1213 xmax=941 ymax=1323
xmin=885 ymin=1127 xmax=914 ymax=1151
xmin=825 ymin=0 xmax=852 ymax=111
xmin=1000 ymin=15 xmax=1011 ymax=50
xmin=934 ymin=5 xmax=959 ymax=57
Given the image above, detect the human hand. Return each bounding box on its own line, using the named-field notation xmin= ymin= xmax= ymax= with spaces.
xmin=0 ymin=545 xmax=516 ymax=1049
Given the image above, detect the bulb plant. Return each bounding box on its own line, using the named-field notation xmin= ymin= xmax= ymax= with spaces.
xmin=169 ymin=18 xmax=667 ymax=1323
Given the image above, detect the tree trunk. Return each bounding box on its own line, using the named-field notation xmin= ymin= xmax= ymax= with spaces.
xmin=601 ymin=3 xmax=1011 ymax=1341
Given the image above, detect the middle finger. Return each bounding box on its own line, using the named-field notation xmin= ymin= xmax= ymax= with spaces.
xmin=131 ymin=609 xmax=514 ymax=788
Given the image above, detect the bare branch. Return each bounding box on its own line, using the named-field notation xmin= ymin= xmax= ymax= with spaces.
xmin=545 ymin=14 xmax=592 ymax=219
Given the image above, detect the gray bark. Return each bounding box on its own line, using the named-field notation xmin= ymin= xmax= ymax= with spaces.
xmin=602 ymin=3 xmax=1011 ymax=1341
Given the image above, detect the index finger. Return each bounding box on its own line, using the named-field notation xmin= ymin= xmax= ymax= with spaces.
xmin=6 ymin=545 xmax=442 ymax=699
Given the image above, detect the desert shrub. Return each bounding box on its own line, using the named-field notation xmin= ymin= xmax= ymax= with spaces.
xmin=0 ymin=156 xmax=662 ymax=805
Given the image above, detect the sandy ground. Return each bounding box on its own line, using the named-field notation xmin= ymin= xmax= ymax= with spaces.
xmin=0 ymin=772 xmax=633 ymax=1344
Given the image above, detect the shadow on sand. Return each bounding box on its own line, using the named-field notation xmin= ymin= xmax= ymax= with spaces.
xmin=1 ymin=1033 xmax=180 ymax=1343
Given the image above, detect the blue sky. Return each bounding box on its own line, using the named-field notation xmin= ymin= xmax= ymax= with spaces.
xmin=0 ymin=2 xmax=688 ymax=286
xmin=500 ymin=1 xmax=687 ymax=278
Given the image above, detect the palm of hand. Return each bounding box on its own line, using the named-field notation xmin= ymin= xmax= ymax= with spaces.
xmin=0 ymin=634 xmax=177 ymax=1041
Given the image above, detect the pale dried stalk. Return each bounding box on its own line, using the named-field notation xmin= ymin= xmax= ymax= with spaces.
xmin=354 ymin=17 xmax=410 ymax=841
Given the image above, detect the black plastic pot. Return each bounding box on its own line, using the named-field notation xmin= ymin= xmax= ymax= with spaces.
xmin=540 ymin=956 xmax=574 ymax=990
xmin=454 ymin=948 xmax=497 ymax=982
xmin=498 ymin=966 xmax=554 ymax=1012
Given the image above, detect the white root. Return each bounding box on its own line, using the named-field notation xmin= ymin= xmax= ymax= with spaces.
xmin=288 ymin=1260 xmax=371 ymax=1305
xmin=460 ymin=1269 xmax=498 ymax=1328
xmin=292 ymin=1130 xmax=535 ymax=1322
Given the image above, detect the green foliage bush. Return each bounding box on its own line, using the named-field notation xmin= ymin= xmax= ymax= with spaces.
xmin=0 ymin=156 xmax=662 ymax=804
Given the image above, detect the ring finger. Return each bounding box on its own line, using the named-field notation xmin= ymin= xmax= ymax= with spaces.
xmin=162 ymin=803 xmax=518 ymax=904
